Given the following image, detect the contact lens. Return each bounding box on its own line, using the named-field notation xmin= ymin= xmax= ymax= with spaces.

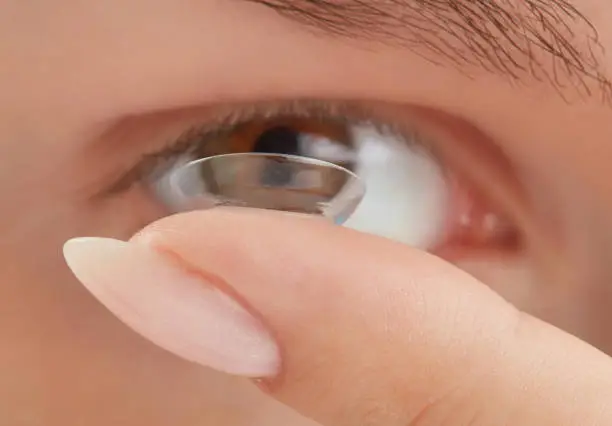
xmin=167 ymin=153 xmax=366 ymax=224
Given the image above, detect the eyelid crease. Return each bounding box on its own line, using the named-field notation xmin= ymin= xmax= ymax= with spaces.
xmin=100 ymin=99 xmax=429 ymax=196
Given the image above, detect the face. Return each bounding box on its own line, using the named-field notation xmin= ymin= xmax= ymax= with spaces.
xmin=2 ymin=0 xmax=612 ymax=424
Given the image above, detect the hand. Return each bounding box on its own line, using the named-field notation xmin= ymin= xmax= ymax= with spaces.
xmin=63 ymin=209 xmax=612 ymax=426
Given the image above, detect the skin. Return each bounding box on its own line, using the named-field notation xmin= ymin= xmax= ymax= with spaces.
xmin=1 ymin=0 xmax=612 ymax=425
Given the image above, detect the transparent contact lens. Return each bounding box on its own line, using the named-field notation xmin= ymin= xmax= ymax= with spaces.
xmin=167 ymin=153 xmax=366 ymax=224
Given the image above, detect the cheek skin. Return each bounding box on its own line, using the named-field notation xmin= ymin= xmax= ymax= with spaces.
xmin=0 ymin=183 xmax=309 ymax=426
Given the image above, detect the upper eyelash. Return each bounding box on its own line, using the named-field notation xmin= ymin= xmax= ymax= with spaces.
xmin=103 ymin=99 xmax=424 ymax=195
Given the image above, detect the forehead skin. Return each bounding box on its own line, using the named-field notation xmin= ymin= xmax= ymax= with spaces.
xmin=1 ymin=0 xmax=610 ymax=114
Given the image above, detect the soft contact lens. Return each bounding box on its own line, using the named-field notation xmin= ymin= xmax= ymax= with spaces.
xmin=165 ymin=152 xmax=366 ymax=224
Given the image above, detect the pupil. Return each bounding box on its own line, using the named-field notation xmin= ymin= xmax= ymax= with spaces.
xmin=252 ymin=126 xmax=302 ymax=186
xmin=251 ymin=126 xmax=301 ymax=155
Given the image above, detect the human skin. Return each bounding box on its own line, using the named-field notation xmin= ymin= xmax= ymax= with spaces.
xmin=2 ymin=0 xmax=612 ymax=425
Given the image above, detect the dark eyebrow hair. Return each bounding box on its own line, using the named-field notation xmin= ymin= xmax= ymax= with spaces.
xmin=247 ymin=0 xmax=611 ymax=103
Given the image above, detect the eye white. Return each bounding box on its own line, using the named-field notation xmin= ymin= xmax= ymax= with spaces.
xmin=341 ymin=125 xmax=448 ymax=250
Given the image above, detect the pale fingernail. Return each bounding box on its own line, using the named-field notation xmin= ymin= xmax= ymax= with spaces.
xmin=62 ymin=237 xmax=280 ymax=377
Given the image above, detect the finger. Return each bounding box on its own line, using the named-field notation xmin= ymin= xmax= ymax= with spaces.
xmin=63 ymin=209 xmax=612 ymax=426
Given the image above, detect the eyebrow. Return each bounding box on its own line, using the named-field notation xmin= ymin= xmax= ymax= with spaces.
xmin=247 ymin=0 xmax=611 ymax=103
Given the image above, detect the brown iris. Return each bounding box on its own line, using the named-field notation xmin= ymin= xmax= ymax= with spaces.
xmin=198 ymin=117 xmax=356 ymax=172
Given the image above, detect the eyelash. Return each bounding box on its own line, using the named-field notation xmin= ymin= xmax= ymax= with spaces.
xmin=106 ymin=100 xmax=436 ymax=194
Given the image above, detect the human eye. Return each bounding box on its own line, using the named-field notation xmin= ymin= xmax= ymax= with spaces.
xmin=105 ymin=100 xmax=520 ymax=256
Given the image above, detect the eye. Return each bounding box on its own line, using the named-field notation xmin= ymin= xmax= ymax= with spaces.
xmin=151 ymin=117 xmax=447 ymax=248
xmin=133 ymin=103 xmax=518 ymax=253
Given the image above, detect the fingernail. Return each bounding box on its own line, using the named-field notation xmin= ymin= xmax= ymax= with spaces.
xmin=62 ymin=237 xmax=280 ymax=377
